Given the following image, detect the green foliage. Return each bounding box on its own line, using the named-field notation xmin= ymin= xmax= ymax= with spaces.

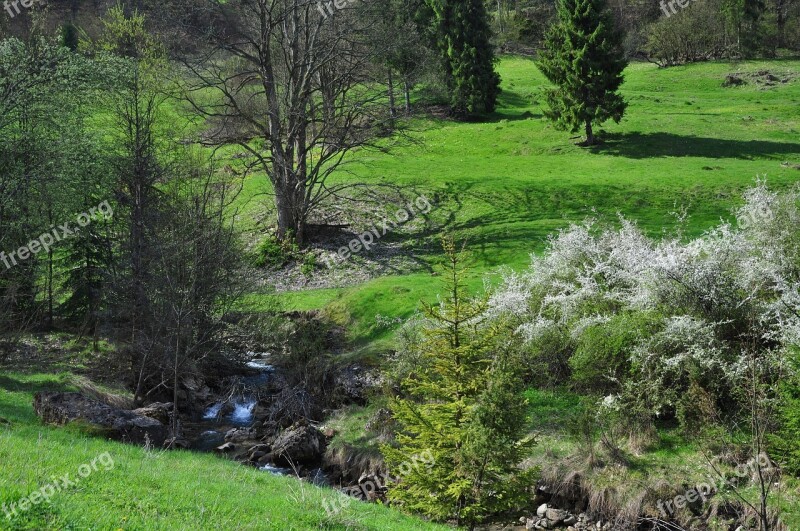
xmin=770 ymin=348 xmax=800 ymax=475
xmin=425 ymin=0 xmax=501 ymax=115
xmin=538 ymin=0 xmax=628 ymax=144
xmin=301 ymin=252 xmax=318 ymax=277
xmin=383 ymin=240 xmax=534 ymax=527
xmin=254 ymin=234 xmax=300 ymax=268
xmin=570 ymin=312 xmax=659 ymax=392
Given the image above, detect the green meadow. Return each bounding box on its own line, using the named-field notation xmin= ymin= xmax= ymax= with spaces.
xmin=0 ymin=372 xmax=445 ymax=530
xmin=245 ymin=56 xmax=800 ymax=347
xmin=3 ymin=56 xmax=800 ymax=530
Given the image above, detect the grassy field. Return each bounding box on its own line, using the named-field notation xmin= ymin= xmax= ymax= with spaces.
xmin=238 ymin=56 xmax=800 ymax=348
xmin=0 ymin=372 xmax=445 ymax=530
xmin=3 ymin=57 xmax=800 ymax=530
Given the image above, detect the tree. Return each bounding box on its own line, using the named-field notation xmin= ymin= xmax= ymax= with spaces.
xmin=366 ymin=0 xmax=433 ymax=118
xmin=84 ymin=5 xmax=170 ymax=403
xmin=181 ymin=0 xmax=393 ymax=245
xmin=0 ymin=36 xmax=98 ymax=334
xmin=538 ymin=0 xmax=627 ymax=145
xmin=383 ymin=239 xmax=534 ymax=529
xmin=426 ymin=0 xmax=501 ymax=116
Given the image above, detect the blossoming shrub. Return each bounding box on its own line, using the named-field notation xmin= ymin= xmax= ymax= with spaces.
xmin=489 ymin=182 xmax=800 ymax=437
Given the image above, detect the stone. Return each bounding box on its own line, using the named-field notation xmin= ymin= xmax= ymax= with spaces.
xmin=564 ymin=515 xmax=577 ymax=526
xmin=270 ymin=419 xmax=327 ymax=465
xmin=33 ymin=392 xmax=167 ymax=446
xmin=537 ymin=503 xmax=548 ymax=518
xmin=215 ymin=442 xmax=236 ymax=453
xmin=247 ymin=443 xmax=271 ymax=454
xmin=225 ymin=427 xmax=258 ymax=443
xmin=546 ymin=508 xmax=567 ymax=524
xmin=132 ymin=402 xmax=174 ymax=424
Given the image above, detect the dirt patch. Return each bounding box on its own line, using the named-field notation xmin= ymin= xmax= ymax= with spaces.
xmin=724 ymin=69 xmax=798 ymax=89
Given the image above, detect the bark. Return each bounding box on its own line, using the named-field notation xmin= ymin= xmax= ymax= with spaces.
xmin=585 ymin=120 xmax=595 ymax=146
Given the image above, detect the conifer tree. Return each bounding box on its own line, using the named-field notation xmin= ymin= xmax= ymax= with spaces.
xmin=537 ymin=0 xmax=628 ymax=145
xmin=427 ymin=0 xmax=501 ymax=116
xmin=383 ymin=239 xmax=534 ymax=529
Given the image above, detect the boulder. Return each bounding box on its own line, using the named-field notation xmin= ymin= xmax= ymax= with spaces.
xmin=215 ymin=442 xmax=236 ymax=453
xmin=33 ymin=392 xmax=167 ymax=446
xmin=537 ymin=503 xmax=549 ymax=518
xmin=546 ymin=508 xmax=567 ymax=524
xmin=270 ymin=419 xmax=327 ymax=465
xmin=225 ymin=427 xmax=258 ymax=443
xmin=133 ymin=402 xmax=174 ymax=424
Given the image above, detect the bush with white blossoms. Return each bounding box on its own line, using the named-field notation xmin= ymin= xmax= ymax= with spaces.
xmin=488 ymin=181 xmax=800 ymax=429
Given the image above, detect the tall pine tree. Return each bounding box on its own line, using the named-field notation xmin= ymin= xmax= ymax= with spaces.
xmin=427 ymin=0 xmax=501 ymax=117
xmin=383 ymin=239 xmax=534 ymax=529
xmin=538 ymin=0 xmax=627 ymax=145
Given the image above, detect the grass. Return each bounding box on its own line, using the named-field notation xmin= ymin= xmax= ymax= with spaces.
xmin=5 ymin=56 xmax=800 ymax=529
xmin=0 ymin=372 xmax=445 ymax=530
xmin=235 ymin=56 xmax=800 ymax=347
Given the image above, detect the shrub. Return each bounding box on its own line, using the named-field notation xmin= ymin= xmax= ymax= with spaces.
xmin=570 ymin=312 xmax=660 ymax=393
xmin=254 ymin=234 xmax=299 ymax=268
xmin=489 ymin=183 xmax=800 ymax=432
xmin=646 ymin=0 xmax=729 ymax=66
xmin=770 ymin=347 xmax=800 ymax=475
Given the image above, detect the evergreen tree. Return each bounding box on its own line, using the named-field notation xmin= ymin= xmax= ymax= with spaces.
xmin=383 ymin=239 xmax=534 ymax=529
xmin=538 ymin=0 xmax=628 ymax=145
xmin=427 ymin=0 xmax=501 ymax=116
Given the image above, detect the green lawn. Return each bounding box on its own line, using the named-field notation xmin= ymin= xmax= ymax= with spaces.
xmin=241 ymin=56 xmax=800 ymax=347
xmin=0 ymin=373 xmax=445 ymax=530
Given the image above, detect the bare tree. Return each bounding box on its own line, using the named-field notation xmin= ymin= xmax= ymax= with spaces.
xmin=180 ymin=0 xmax=394 ymax=244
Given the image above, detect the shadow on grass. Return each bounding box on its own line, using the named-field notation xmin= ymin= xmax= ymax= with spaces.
xmin=590 ymin=132 xmax=800 ymax=159
xmin=0 ymin=374 xmax=72 ymax=394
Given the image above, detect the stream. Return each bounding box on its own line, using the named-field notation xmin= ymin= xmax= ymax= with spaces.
xmin=188 ymin=357 xmax=326 ymax=483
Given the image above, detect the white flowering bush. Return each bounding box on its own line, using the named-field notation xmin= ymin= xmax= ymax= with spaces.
xmin=489 ymin=182 xmax=800 ymax=430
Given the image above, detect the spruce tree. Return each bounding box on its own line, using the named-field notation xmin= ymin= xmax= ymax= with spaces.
xmin=427 ymin=0 xmax=501 ymax=116
xmin=537 ymin=0 xmax=628 ymax=145
xmin=383 ymin=239 xmax=534 ymax=529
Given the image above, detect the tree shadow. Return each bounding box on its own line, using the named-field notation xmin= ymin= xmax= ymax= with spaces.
xmin=0 ymin=374 xmax=72 ymax=394
xmin=590 ymin=132 xmax=800 ymax=160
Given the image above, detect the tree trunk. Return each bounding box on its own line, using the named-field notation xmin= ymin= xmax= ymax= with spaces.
xmin=585 ymin=120 xmax=595 ymax=146
xmin=403 ymin=78 xmax=412 ymax=116
xmin=388 ymin=68 xmax=397 ymax=123
xmin=776 ymin=0 xmax=786 ymax=48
